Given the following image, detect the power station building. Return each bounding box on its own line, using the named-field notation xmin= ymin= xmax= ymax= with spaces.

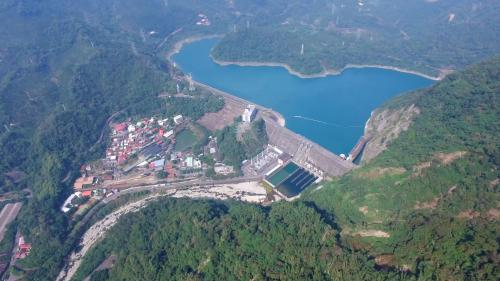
xmin=242 ymin=104 xmax=257 ymax=123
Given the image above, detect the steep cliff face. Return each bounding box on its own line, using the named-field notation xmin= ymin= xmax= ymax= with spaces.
xmin=361 ymin=104 xmax=420 ymax=164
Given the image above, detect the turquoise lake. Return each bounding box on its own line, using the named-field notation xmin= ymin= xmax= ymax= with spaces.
xmin=173 ymin=39 xmax=434 ymax=154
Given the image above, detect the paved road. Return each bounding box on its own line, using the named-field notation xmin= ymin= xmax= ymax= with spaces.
xmin=0 ymin=203 xmax=22 ymax=242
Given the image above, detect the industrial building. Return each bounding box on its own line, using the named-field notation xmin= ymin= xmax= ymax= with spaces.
xmin=265 ymin=162 xmax=318 ymax=197
xmin=242 ymin=104 xmax=256 ymax=123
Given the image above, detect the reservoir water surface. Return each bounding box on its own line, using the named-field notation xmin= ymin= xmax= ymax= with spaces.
xmin=173 ymin=39 xmax=434 ymax=154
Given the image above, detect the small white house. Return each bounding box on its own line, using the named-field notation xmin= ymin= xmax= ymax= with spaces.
xmin=164 ymin=130 xmax=174 ymax=138
xmin=185 ymin=156 xmax=194 ymax=168
xmin=174 ymin=115 xmax=184 ymax=125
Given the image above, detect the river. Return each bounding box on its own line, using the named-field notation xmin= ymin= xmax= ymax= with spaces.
xmin=172 ymin=39 xmax=434 ymax=154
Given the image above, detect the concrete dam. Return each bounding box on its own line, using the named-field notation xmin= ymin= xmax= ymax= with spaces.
xmin=263 ymin=113 xmax=356 ymax=177
xmin=194 ymin=80 xmax=357 ymax=177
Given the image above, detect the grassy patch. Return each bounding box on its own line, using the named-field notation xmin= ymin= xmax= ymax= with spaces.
xmin=174 ymin=128 xmax=197 ymax=152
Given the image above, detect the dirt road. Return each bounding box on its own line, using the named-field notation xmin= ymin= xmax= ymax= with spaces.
xmin=0 ymin=203 xmax=22 ymax=242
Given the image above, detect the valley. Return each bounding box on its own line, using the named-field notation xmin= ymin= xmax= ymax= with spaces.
xmin=0 ymin=1 xmax=498 ymax=280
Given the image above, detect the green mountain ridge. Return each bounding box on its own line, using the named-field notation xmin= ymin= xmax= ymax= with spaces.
xmin=75 ymin=58 xmax=500 ymax=281
xmin=211 ymin=0 xmax=500 ymax=77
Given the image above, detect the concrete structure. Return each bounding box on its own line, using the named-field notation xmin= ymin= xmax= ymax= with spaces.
xmin=81 ymin=190 xmax=92 ymax=197
xmin=151 ymin=159 xmax=165 ymax=171
xmin=114 ymin=123 xmax=127 ymax=132
xmin=348 ymin=136 xmax=370 ymax=162
xmin=242 ymin=105 xmax=257 ymax=123
xmin=174 ymin=115 xmax=184 ymax=125
xmin=164 ymin=130 xmax=174 ymax=138
xmin=61 ymin=194 xmax=78 ymax=213
xmin=193 ymin=79 xmax=356 ymax=177
xmin=185 ymin=156 xmax=194 ymax=168
xmin=15 ymin=236 xmax=32 ymax=259
xmin=264 ymin=117 xmax=355 ymax=177
xmin=278 ymin=152 xmax=292 ymax=165
xmin=214 ymin=163 xmax=234 ymax=175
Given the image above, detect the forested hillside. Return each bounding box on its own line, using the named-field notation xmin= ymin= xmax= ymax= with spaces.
xmin=75 ymin=58 xmax=499 ymax=280
xmin=305 ymin=57 xmax=500 ymax=279
xmin=0 ymin=1 xmax=498 ymax=280
xmin=212 ymin=0 xmax=500 ymax=77
xmin=0 ymin=1 xmax=227 ymax=279
xmin=74 ymin=199 xmax=410 ymax=281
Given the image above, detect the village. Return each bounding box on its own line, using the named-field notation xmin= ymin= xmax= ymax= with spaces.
xmin=60 ymin=102 xmax=262 ymax=213
xmin=60 ymin=112 xmax=215 ymax=214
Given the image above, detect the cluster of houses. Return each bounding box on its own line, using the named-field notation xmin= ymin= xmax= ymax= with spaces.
xmin=163 ymin=152 xmax=203 ymax=179
xmin=137 ymin=150 xmax=205 ymax=180
xmin=60 ymin=113 xmax=213 ymax=213
xmin=60 ymin=108 xmax=262 ymax=213
xmin=106 ymin=115 xmax=183 ymax=165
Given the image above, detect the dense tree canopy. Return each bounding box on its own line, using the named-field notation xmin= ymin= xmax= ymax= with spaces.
xmin=74 ymin=199 xmax=409 ymax=281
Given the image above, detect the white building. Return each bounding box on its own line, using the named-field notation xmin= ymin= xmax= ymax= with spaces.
xmin=174 ymin=115 xmax=184 ymax=125
xmin=164 ymin=130 xmax=174 ymax=138
xmin=158 ymin=118 xmax=168 ymax=126
xmin=242 ymin=105 xmax=256 ymax=123
xmin=185 ymin=156 xmax=194 ymax=168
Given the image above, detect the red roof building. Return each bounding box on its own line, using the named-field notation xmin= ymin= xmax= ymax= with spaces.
xmin=81 ymin=190 xmax=92 ymax=197
xmin=20 ymin=243 xmax=32 ymax=250
xmin=15 ymin=236 xmax=32 ymax=259
xmin=114 ymin=123 xmax=127 ymax=132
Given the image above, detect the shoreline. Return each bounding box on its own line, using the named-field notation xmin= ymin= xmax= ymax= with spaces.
xmin=192 ymin=79 xmax=287 ymax=127
xmin=164 ymin=35 xmax=286 ymax=127
xmin=166 ymin=34 xmax=447 ymax=81
xmin=212 ymin=58 xmax=446 ymax=81
xmin=166 ymin=35 xmax=437 ymax=164
xmin=166 ymin=34 xmax=223 ymax=61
